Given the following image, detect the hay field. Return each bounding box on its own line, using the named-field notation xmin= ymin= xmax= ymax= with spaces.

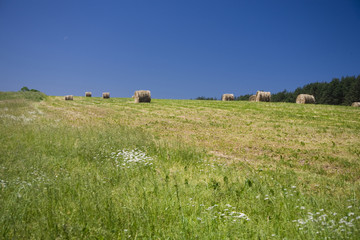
xmin=1 ymin=91 xmax=360 ymax=239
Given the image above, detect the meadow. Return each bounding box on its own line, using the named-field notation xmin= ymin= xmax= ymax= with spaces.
xmin=0 ymin=91 xmax=359 ymax=239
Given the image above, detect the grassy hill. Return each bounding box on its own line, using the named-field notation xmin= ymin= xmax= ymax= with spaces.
xmin=1 ymin=91 xmax=360 ymax=239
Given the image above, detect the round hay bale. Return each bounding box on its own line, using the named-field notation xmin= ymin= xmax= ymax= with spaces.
xmin=64 ymin=95 xmax=73 ymax=100
xmin=249 ymin=95 xmax=256 ymax=101
xmin=255 ymin=91 xmax=271 ymax=102
xmin=102 ymin=92 xmax=110 ymax=99
xmin=134 ymin=90 xmax=151 ymax=103
xmin=296 ymin=94 xmax=315 ymax=104
xmin=222 ymin=93 xmax=234 ymax=101
xmin=351 ymin=102 xmax=360 ymax=107
xmin=85 ymin=92 xmax=92 ymax=97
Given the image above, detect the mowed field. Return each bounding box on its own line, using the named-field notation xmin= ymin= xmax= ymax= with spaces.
xmin=1 ymin=91 xmax=360 ymax=239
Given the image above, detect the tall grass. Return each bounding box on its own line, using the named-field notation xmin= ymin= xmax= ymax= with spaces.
xmin=0 ymin=93 xmax=359 ymax=239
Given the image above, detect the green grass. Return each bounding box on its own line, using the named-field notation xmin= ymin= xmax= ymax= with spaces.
xmin=0 ymin=93 xmax=359 ymax=239
xmin=0 ymin=91 xmax=47 ymax=102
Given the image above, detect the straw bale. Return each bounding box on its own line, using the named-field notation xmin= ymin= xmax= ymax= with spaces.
xmin=255 ymin=91 xmax=271 ymax=102
xmin=222 ymin=94 xmax=234 ymax=101
xmin=351 ymin=102 xmax=360 ymax=107
xmin=102 ymin=92 xmax=110 ymax=99
xmin=296 ymin=94 xmax=315 ymax=104
xmin=134 ymin=90 xmax=151 ymax=103
xmin=85 ymin=92 xmax=92 ymax=97
xmin=249 ymin=95 xmax=256 ymax=101
xmin=64 ymin=95 xmax=73 ymax=100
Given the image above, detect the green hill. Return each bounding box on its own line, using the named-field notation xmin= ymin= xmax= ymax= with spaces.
xmin=1 ymin=92 xmax=360 ymax=239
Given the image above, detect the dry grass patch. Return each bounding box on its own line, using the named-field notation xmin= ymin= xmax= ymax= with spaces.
xmin=38 ymin=97 xmax=360 ymax=182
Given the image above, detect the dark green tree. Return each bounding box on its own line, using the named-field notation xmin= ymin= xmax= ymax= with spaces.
xmin=20 ymin=86 xmax=30 ymax=92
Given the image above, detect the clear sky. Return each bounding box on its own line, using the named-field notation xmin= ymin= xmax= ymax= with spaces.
xmin=1 ymin=0 xmax=360 ymax=99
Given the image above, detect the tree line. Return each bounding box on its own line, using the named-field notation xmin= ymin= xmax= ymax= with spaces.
xmin=20 ymin=86 xmax=40 ymax=92
xmin=196 ymin=75 xmax=360 ymax=105
xmin=270 ymin=75 xmax=360 ymax=105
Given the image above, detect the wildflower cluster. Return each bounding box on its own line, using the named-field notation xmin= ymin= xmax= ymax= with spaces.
xmin=1 ymin=114 xmax=34 ymax=123
xmin=0 ymin=109 xmax=43 ymax=123
xmin=4 ymin=168 xmax=50 ymax=198
xmin=0 ymin=179 xmax=7 ymax=189
xmin=293 ymin=205 xmax=359 ymax=237
xmin=195 ymin=202 xmax=250 ymax=223
xmin=111 ymin=149 xmax=154 ymax=168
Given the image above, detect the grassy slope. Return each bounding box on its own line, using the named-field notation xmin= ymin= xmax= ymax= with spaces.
xmin=0 ymin=92 xmax=360 ymax=239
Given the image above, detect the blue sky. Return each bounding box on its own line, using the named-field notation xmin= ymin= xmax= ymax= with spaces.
xmin=1 ymin=0 xmax=360 ymax=99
